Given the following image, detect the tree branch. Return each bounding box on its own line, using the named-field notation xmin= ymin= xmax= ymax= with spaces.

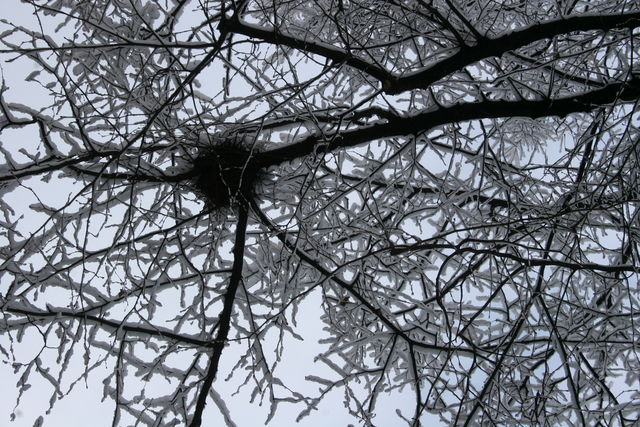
xmin=255 ymin=77 xmax=640 ymax=167
xmin=385 ymin=11 xmax=640 ymax=94
xmin=225 ymin=11 xmax=640 ymax=95
xmin=188 ymin=203 xmax=249 ymax=427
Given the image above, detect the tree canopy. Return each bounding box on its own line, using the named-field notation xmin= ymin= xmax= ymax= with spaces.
xmin=1 ymin=0 xmax=639 ymax=425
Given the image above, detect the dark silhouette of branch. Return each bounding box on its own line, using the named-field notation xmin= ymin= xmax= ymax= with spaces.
xmin=255 ymin=77 xmax=640 ymax=167
xmin=189 ymin=203 xmax=249 ymax=427
xmin=226 ymin=11 xmax=640 ymax=94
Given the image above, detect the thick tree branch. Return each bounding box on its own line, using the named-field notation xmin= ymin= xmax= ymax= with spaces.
xmin=226 ymin=12 xmax=640 ymax=95
xmin=223 ymin=17 xmax=391 ymax=83
xmin=189 ymin=203 xmax=249 ymax=427
xmin=255 ymin=77 xmax=640 ymax=167
xmin=385 ymin=11 xmax=640 ymax=94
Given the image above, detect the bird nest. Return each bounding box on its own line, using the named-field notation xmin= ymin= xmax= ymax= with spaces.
xmin=190 ymin=143 xmax=257 ymax=209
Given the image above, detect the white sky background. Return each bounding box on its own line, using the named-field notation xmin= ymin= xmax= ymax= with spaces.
xmin=0 ymin=2 xmax=434 ymax=426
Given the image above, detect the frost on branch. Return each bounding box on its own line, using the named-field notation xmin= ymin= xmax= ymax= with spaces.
xmin=1 ymin=0 xmax=640 ymax=426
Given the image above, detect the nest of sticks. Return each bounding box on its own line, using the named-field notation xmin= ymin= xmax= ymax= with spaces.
xmin=190 ymin=142 xmax=257 ymax=209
